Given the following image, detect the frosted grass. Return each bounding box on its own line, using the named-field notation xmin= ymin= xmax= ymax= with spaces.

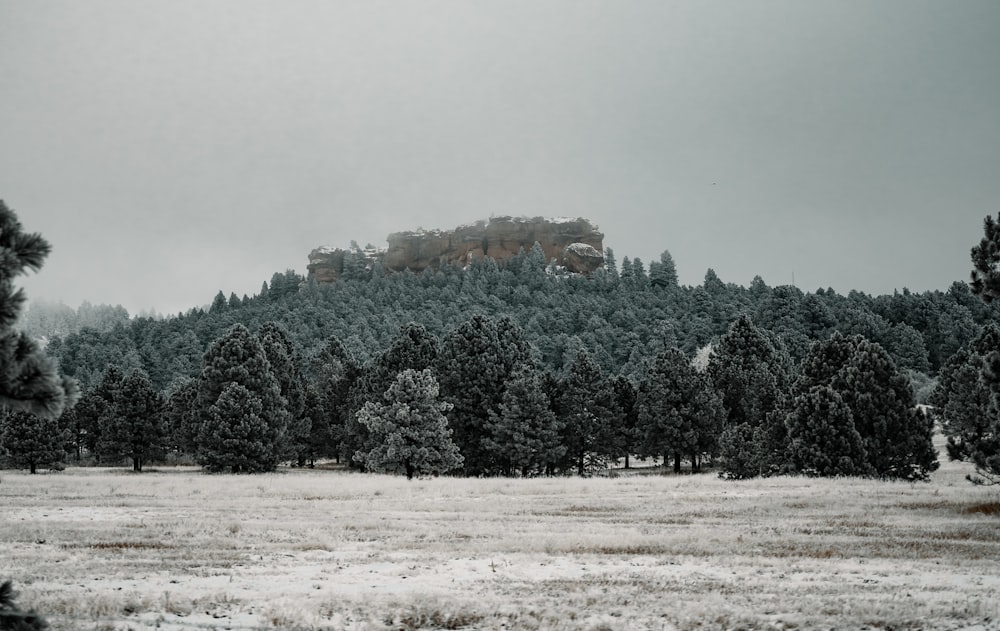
xmin=1 ymin=454 xmax=998 ymax=630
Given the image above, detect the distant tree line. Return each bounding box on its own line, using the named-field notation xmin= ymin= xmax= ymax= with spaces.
xmin=4 ymin=199 xmax=1000 ymax=485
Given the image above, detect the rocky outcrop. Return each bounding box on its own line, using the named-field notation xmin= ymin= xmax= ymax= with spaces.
xmin=308 ymin=216 xmax=604 ymax=283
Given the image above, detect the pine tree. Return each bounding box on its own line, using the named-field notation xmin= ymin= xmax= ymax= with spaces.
xmin=970 ymin=213 xmax=1000 ymax=301
xmin=196 ymin=324 xmax=289 ymax=472
xmin=311 ymin=335 xmax=359 ymax=463
xmin=256 ymin=322 xmax=308 ymax=464
xmin=0 ymin=579 xmax=50 ymax=630
xmin=198 ymin=382 xmax=273 ymax=473
xmin=344 ymin=323 xmax=437 ymax=467
xmin=435 ymin=315 xmax=533 ymax=475
xmin=557 ymin=349 xmax=622 ymax=475
xmin=483 ymin=369 xmax=564 ymax=476
xmin=637 ymin=348 xmax=724 ymax=473
xmin=649 ymin=250 xmax=679 ymax=290
xmin=163 ymin=378 xmax=200 ymax=456
xmin=932 ymin=326 xmax=1000 ymax=483
xmin=73 ymin=366 xmax=126 ymax=460
xmin=0 ymin=200 xmax=78 ymax=419
xmin=355 ymin=369 xmax=463 ymax=479
xmin=799 ymin=333 xmax=937 ymax=481
xmin=786 ymin=385 xmax=867 ymax=477
xmin=0 ymin=409 xmax=66 ymax=474
xmin=96 ymin=369 xmax=164 ymax=472
xmin=708 ymin=315 xmax=791 ymax=429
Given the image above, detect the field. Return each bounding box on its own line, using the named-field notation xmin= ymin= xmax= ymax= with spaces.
xmin=2 ymin=453 xmax=999 ymax=631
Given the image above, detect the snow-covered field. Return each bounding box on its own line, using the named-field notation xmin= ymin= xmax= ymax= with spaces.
xmin=2 ymin=454 xmax=998 ymax=630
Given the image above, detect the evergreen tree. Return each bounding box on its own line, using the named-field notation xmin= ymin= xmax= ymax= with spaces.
xmin=256 ymin=322 xmax=308 ymax=464
xmin=612 ymin=375 xmax=640 ymax=468
xmin=557 ymin=349 xmax=622 ymax=475
xmin=196 ymin=324 xmax=289 ymax=471
xmin=709 ymin=316 xmax=792 ymax=478
xmin=311 ymin=335 xmax=359 ymax=463
xmin=198 ymin=382 xmax=274 ymax=473
xmin=72 ymin=365 xmax=126 ymax=460
xmin=163 ymin=377 xmax=200 ymax=456
xmin=970 ymin=212 xmax=1000 ymax=301
xmin=0 ymin=579 xmax=50 ymax=630
xmin=482 ymin=369 xmax=565 ymax=476
xmin=355 ymin=369 xmax=462 ymax=479
xmin=649 ymin=250 xmax=679 ymax=290
xmin=0 ymin=200 xmax=78 ymax=418
xmin=708 ymin=315 xmax=791 ymax=430
xmin=0 ymin=409 xmax=66 ymax=474
xmin=798 ymin=333 xmax=937 ymax=481
xmin=436 ymin=315 xmax=533 ymax=475
xmin=344 ymin=323 xmax=437 ymax=466
xmin=785 ymin=385 xmax=867 ymax=477
xmin=932 ymin=326 xmax=1000 ymax=483
xmin=96 ymin=369 xmax=164 ymax=472
xmin=637 ymin=348 xmax=724 ymax=473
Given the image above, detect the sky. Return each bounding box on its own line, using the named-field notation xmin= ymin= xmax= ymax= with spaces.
xmin=2 ymin=1 xmax=999 ymax=317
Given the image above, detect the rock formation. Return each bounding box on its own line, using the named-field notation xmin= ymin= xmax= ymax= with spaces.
xmin=308 ymin=216 xmax=604 ymax=283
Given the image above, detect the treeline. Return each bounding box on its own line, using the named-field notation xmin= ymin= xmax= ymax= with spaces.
xmin=2 ymin=311 xmax=940 ymax=480
xmin=7 ymin=240 xmax=1000 ymax=480
xmin=41 ymin=245 xmax=999 ymax=395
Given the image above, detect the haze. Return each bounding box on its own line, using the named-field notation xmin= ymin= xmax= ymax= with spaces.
xmin=2 ymin=1 xmax=998 ymax=316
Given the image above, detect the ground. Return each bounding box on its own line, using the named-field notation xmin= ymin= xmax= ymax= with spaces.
xmin=1 ymin=452 xmax=998 ymax=630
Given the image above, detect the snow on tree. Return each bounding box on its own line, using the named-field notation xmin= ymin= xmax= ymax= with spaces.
xmin=198 ymin=382 xmax=275 ymax=473
xmin=96 ymin=368 xmax=164 ymax=472
xmin=798 ymin=332 xmax=937 ymax=481
xmin=933 ymin=324 xmax=1000 ymax=484
xmin=483 ymin=368 xmax=564 ymax=476
xmin=0 ymin=200 xmax=78 ymax=419
xmin=786 ymin=385 xmax=867 ymax=477
xmin=0 ymin=409 xmax=66 ymax=474
xmin=196 ymin=324 xmax=289 ymax=472
xmin=354 ymin=368 xmax=462 ymax=479
xmin=637 ymin=348 xmax=724 ymax=473
xmin=436 ymin=315 xmax=533 ymax=475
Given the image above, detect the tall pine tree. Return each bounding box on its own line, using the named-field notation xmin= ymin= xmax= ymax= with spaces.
xmin=0 ymin=200 xmax=77 ymax=418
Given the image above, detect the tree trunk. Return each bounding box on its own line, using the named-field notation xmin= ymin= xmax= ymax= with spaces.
xmin=405 ymin=462 xmax=415 ymax=480
xmin=577 ymin=452 xmax=585 ymax=477
xmin=624 ymin=454 xmax=631 ymax=469
xmin=30 ymin=461 xmax=37 ymax=474
xmin=673 ymin=452 xmax=681 ymax=474
xmin=133 ymin=457 xmax=141 ymax=472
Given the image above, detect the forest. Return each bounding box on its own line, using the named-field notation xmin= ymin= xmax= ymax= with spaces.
xmin=5 ymin=201 xmax=1000 ymax=484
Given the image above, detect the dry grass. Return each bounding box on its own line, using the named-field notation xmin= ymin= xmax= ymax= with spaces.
xmin=1 ymin=453 xmax=999 ymax=630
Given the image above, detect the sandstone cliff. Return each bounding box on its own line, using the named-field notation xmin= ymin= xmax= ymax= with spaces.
xmin=308 ymin=216 xmax=604 ymax=283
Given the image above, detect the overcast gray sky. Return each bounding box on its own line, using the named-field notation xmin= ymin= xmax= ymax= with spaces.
xmin=3 ymin=1 xmax=999 ymax=316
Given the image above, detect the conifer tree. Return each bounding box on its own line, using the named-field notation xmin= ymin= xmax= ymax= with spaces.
xmin=798 ymin=333 xmax=937 ymax=480
xmin=355 ymin=369 xmax=462 ymax=479
xmin=557 ymin=349 xmax=622 ymax=475
xmin=344 ymin=323 xmax=437 ymax=466
xmin=436 ymin=315 xmax=533 ymax=475
xmin=786 ymin=385 xmax=867 ymax=476
xmin=196 ymin=324 xmax=289 ymax=471
xmin=0 ymin=200 xmax=77 ymax=419
xmin=483 ymin=369 xmax=564 ymax=476
xmin=932 ymin=325 xmax=1000 ymax=483
xmin=709 ymin=316 xmax=792 ymax=477
xmin=0 ymin=409 xmax=66 ymax=474
xmin=637 ymin=348 xmax=724 ymax=472
xmin=256 ymin=322 xmax=308 ymax=464
xmin=198 ymin=382 xmax=273 ymax=473
xmin=311 ymin=335 xmax=359 ymax=463
xmin=163 ymin=378 xmax=200 ymax=456
xmin=96 ymin=368 xmax=164 ymax=471
xmin=73 ymin=365 xmax=125 ymax=460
